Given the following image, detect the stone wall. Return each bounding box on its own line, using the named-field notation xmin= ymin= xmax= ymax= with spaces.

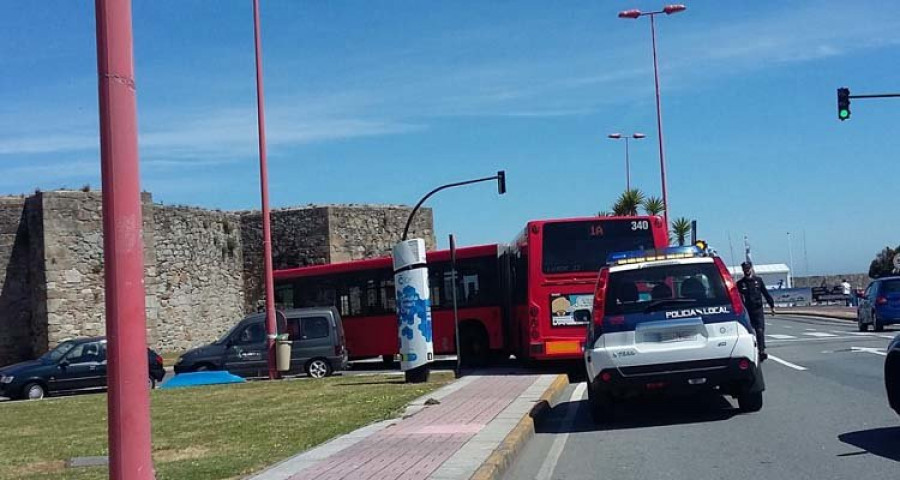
xmin=152 ymin=207 xmax=245 ymax=351
xmin=0 ymin=197 xmax=34 ymax=365
xmin=39 ymin=191 xmax=159 ymax=347
xmin=328 ymin=205 xmax=435 ymax=263
xmin=0 ymin=194 xmax=436 ymax=365
xmin=240 ymin=207 xmax=331 ymax=313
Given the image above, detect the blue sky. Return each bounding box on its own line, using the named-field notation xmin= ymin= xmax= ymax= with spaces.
xmin=2 ymin=0 xmax=898 ymax=276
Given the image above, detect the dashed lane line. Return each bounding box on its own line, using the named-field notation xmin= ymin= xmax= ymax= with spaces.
xmin=767 ymin=355 xmax=808 ymax=371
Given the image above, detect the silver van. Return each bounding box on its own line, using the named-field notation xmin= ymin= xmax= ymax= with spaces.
xmin=174 ymin=307 xmax=348 ymax=378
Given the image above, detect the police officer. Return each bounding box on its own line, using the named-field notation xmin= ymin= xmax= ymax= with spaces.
xmin=736 ymin=262 xmax=775 ymax=360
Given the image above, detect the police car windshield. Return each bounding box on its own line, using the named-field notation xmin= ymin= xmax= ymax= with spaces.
xmin=605 ymin=262 xmax=730 ymax=315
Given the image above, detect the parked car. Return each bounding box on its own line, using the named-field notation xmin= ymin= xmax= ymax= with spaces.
xmin=174 ymin=307 xmax=348 ymax=378
xmin=583 ymin=245 xmax=764 ymax=423
xmin=0 ymin=337 xmax=166 ymax=400
xmin=857 ymin=277 xmax=900 ymax=332
xmin=887 ymin=334 xmax=900 ymax=416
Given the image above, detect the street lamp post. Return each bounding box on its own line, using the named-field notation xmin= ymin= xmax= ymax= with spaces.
xmin=251 ymin=0 xmax=278 ymax=380
xmin=618 ymin=4 xmax=686 ymax=228
xmin=607 ymin=132 xmax=646 ymax=191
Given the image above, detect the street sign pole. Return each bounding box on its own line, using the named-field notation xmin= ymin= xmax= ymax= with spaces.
xmin=450 ymin=235 xmax=461 ymax=378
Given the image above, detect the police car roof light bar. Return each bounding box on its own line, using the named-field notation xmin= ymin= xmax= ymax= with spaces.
xmin=605 ymin=245 xmax=703 ymax=266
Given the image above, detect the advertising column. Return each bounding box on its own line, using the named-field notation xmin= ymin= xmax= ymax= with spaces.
xmin=393 ymin=239 xmax=434 ymax=383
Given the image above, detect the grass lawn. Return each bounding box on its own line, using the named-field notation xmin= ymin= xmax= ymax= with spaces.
xmin=0 ymin=373 xmax=453 ymax=480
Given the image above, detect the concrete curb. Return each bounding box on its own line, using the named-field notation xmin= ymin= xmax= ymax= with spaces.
xmin=468 ymin=374 xmax=570 ymax=480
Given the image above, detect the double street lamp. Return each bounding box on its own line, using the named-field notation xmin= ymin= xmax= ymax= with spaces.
xmin=607 ymin=132 xmax=646 ymax=191
xmin=618 ymin=4 xmax=686 ymax=227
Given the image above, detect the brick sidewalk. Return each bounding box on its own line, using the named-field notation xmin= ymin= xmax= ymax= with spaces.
xmin=250 ymin=374 xmax=552 ymax=480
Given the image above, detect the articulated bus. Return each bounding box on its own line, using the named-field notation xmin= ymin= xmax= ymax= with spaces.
xmin=273 ymin=215 xmax=668 ymax=366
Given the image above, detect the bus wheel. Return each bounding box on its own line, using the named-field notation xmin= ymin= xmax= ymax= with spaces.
xmin=460 ymin=323 xmax=489 ymax=368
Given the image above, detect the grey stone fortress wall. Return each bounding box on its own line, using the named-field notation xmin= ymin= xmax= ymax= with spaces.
xmin=0 ymin=191 xmax=434 ymax=366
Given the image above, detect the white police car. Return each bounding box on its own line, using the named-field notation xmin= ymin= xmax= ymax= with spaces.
xmin=582 ymin=244 xmax=764 ymax=423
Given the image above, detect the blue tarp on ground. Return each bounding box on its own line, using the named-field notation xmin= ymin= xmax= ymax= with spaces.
xmin=158 ymin=371 xmax=246 ymax=389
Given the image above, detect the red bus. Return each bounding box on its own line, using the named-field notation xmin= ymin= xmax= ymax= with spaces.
xmin=273 ymin=244 xmax=503 ymax=366
xmin=501 ymin=216 xmax=668 ymax=363
xmin=273 ymin=215 xmax=668 ymax=366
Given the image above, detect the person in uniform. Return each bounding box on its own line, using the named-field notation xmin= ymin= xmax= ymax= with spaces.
xmin=737 ymin=262 xmax=775 ymax=360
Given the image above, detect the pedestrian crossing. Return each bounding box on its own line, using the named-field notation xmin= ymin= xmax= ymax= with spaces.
xmin=765 ymin=330 xmax=896 ymax=341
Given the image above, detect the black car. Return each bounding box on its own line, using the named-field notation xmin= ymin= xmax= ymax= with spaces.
xmin=0 ymin=337 xmax=166 ymax=400
xmin=886 ymin=334 xmax=900 ymax=416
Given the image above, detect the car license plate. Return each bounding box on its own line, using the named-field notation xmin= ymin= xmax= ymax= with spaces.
xmin=653 ymin=330 xmax=695 ymax=343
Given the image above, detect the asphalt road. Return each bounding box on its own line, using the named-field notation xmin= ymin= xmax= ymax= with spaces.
xmin=503 ymin=314 xmax=900 ymax=480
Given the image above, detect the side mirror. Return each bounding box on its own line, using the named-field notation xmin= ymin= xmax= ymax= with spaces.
xmin=58 ymin=360 xmax=70 ymax=368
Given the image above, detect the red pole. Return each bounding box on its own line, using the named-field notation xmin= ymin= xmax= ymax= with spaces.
xmin=94 ymin=1 xmax=154 ymax=478
xmin=649 ymin=13 xmax=669 ymax=229
xmin=252 ymin=0 xmax=278 ymax=380
xmin=624 ymin=136 xmax=631 ymax=191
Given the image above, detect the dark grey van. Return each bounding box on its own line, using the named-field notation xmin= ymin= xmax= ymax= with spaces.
xmin=174 ymin=307 xmax=348 ymax=378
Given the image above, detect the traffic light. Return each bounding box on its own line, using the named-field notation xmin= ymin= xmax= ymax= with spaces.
xmin=837 ymin=87 xmax=851 ymax=121
xmin=497 ymin=170 xmax=507 ymax=195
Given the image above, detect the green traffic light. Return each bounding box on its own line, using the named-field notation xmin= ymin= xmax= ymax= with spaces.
xmin=839 ymin=109 xmax=850 ymax=119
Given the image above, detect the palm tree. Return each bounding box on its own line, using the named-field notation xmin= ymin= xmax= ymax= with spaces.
xmin=671 ymin=217 xmax=692 ymax=246
xmin=642 ymin=196 xmax=665 ymax=216
xmin=612 ymin=189 xmax=645 ymax=216
xmin=597 ymin=210 xmax=613 ymax=217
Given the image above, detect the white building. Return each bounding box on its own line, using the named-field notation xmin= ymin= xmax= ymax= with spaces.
xmin=727 ymin=263 xmax=791 ymax=289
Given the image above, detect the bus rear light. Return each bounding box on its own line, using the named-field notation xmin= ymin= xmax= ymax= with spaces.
xmin=530 ymin=327 xmax=540 ymax=340
xmin=529 ymin=305 xmax=539 ymax=318
xmin=600 ymin=371 xmax=612 ymax=382
xmin=739 ymin=359 xmax=750 ymax=370
xmin=592 ymin=268 xmax=610 ymax=330
xmin=530 ymin=343 xmax=545 ymax=354
xmin=714 ymin=257 xmax=744 ymax=316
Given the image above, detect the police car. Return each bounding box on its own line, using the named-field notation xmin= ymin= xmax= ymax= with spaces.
xmin=582 ymin=244 xmax=764 ymax=423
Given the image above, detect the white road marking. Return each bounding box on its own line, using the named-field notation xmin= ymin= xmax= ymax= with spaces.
xmin=768 ymin=355 xmax=808 ymax=371
xmin=805 ymin=328 xmax=817 ymax=331
xmin=803 ymin=332 xmax=838 ymax=337
xmin=767 ymin=334 xmax=796 ymax=340
xmin=835 ymin=331 xmax=876 ymax=336
xmin=851 ymin=347 xmax=887 ymax=356
xmin=766 ymin=322 xmax=772 ymax=326
xmin=783 ymin=325 xmax=794 ymax=329
xmin=535 ymin=382 xmax=587 ymax=480
xmin=879 ymin=335 xmax=896 ymax=339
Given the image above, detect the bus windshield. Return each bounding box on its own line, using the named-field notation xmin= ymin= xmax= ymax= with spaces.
xmin=542 ymin=219 xmax=656 ymax=274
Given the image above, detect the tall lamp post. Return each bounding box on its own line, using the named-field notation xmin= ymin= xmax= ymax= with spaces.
xmin=607 ymin=132 xmax=646 ymax=191
xmin=618 ymin=4 xmax=686 ymax=228
xmin=251 ymin=0 xmax=278 ymax=380
xmin=95 ymin=1 xmax=154 ymax=478
xmin=395 ymin=171 xmax=506 ymax=383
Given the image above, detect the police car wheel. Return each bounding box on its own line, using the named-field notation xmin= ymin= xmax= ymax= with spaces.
xmin=737 ymin=391 xmax=763 ymax=413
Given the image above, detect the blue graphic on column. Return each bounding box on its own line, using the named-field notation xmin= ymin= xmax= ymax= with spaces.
xmin=393 ymin=239 xmax=434 ymax=372
xmin=398 ymin=285 xmax=432 ymax=342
